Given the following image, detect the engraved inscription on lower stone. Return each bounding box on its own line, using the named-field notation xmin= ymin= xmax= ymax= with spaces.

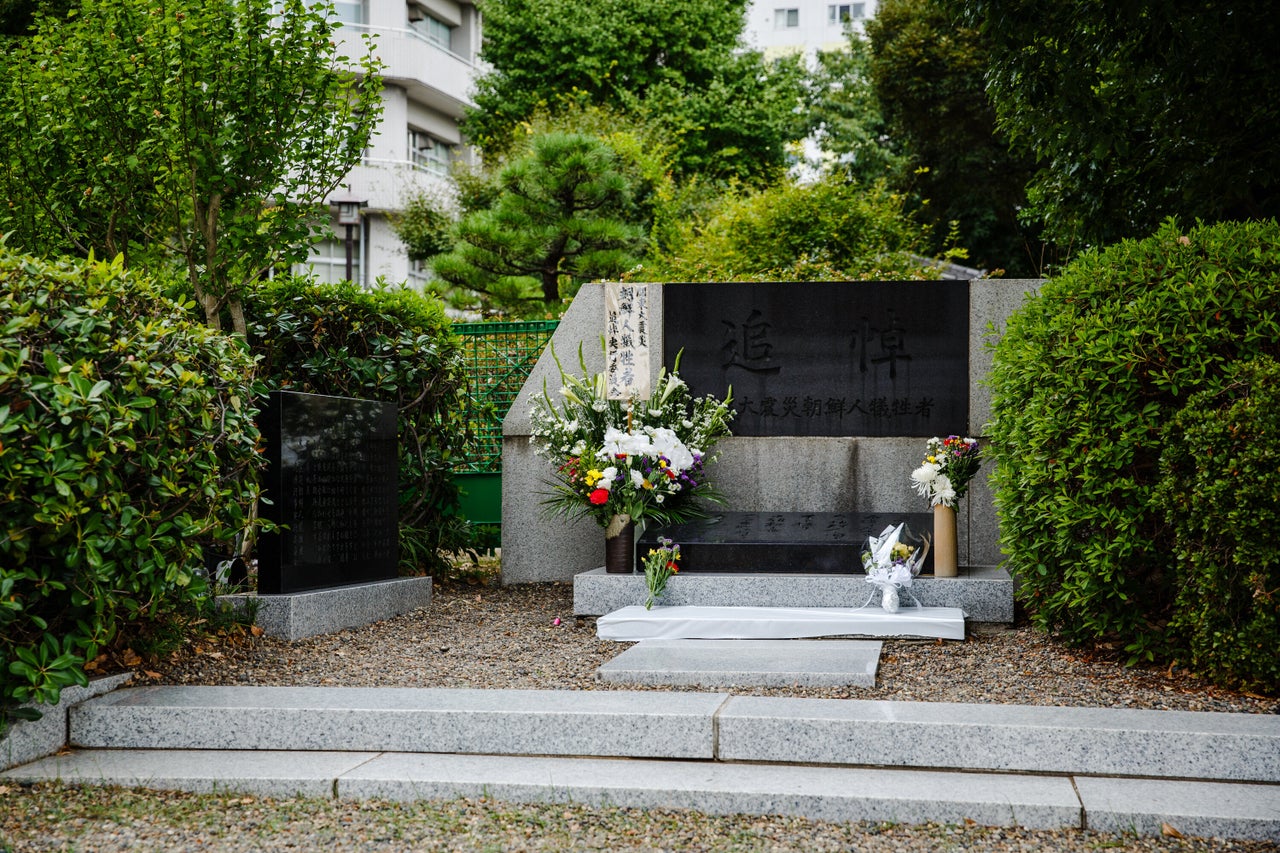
xmin=638 ymin=511 xmax=935 ymax=575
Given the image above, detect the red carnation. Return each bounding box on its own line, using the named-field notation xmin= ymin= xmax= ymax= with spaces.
xmin=589 ymin=488 xmax=610 ymax=505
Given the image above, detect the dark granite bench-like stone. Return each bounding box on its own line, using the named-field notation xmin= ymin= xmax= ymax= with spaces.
xmin=637 ymin=511 xmax=934 ymax=575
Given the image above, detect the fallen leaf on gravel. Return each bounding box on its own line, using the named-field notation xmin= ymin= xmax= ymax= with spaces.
xmin=250 ymin=625 xmax=264 ymax=637
xmin=1161 ymin=822 xmax=1184 ymax=838
xmin=0 ymin=785 xmax=10 ymax=794
xmin=123 ymin=649 xmax=142 ymax=667
xmin=143 ymin=670 xmax=162 ymax=679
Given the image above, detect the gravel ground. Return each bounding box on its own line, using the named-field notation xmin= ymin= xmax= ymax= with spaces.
xmin=148 ymin=581 xmax=1278 ymax=714
xmin=4 ymin=579 xmax=1277 ymax=852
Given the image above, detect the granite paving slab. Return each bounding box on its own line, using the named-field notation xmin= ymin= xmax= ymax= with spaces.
xmin=596 ymin=639 xmax=882 ymax=688
xmin=0 ymin=748 xmax=377 ymax=799
xmin=337 ymin=752 xmax=1082 ymax=830
xmin=574 ymin=567 xmax=1014 ymax=622
xmin=596 ymin=605 xmax=965 ymax=641
xmin=718 ymin=696 xmax=1280 ymax=782
xmin=68 ymin=686 xmax=726 ymax=759
xmin=1076 ymin=777 xmax=1280 ymax=842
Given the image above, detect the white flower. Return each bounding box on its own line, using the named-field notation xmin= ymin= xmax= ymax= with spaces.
xmin=600 ymin=426 xmax=654 ymax=458
xmin=570 ymin=440 xmax=586 ymax=456
xmin=630 ymin=469 xmax=646 ymax=489
xmin=649 ymin=427 xmax=695 ymax=473
xmin=655 ymin=494 xmax=665 ymax=504
xmin=934 ymin=474 xmax=956 ymax=506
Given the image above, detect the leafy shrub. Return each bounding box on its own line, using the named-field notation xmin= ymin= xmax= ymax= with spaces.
xmin=1 ymin=248 xmax=263 ymax=726
xmin=986 ymin=219 xmax=1280 ymax=664
xmin=244 ymin=277 xmax=471 ymax=575
xmin=1154 ymin=357 xmax=1280 ymax=691
xmin=640 ymin=175 xmax=949 ymax=282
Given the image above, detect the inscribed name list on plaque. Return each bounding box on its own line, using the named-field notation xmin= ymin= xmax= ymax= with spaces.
xmin=663 ymin=281 xmax=970 ymax=437
xmin=638 ymin=511 xmax=935 ymax=575
xmin=257 ymin=391 xmax=399 ymax=594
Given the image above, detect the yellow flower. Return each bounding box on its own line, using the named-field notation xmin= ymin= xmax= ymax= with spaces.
xmin=585 ymin=469 xmax=603 ymax=485
xmin=926 ymin=455 xmax=936 ymax=464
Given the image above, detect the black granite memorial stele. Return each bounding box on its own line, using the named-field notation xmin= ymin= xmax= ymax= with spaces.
xmin=257 ymin=391 xmax=400 ymax=594
xmin=638 ymin=511 xmax=935 ymax=575
xmin=664 ymin=281 xmax=970 ymax=437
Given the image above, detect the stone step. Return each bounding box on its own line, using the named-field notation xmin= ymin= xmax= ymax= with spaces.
xmin=596 ymin=605 xmax=965 ymax=641
xmin=63 ymin=687 xmax=1280 ymax=784
xmin=5 ymin=748 xmax=1278 ymax=842
xmin=69 ymin=686 xmax=722 ymax=759
xmin=573 ymin=566 xmax=1014 ymax=622
xmin=596 ymin=639 xmax=882 ymax=688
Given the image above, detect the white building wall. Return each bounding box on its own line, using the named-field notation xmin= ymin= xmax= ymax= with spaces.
xmin=743 ymin=0 xmax=877 ymax=59
xmin=304 ymin=0 xmax=479 ymax=289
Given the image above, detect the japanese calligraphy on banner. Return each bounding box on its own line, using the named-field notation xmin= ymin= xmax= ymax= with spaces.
xmin=605 ymin=282 xmax=651 ymax=400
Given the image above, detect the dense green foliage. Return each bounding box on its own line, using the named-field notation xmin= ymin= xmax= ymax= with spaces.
xmin=803 ymin=35 xmax=903 ymax=188
xmin=465 ymin=0 xmax=805 ymax=185
xmin=244 ymin=278 xmax=471 ymax=575
xmin=986 ymin=220 xmax=1280 ymax=672
xmin=1 ymin=247 xmax=264 ymax=727
xmin=0 ymin=0 xmax=382 ymax=333
xmin=946 ymin=0 xmax=1280 ymax=246
xmin=432 ymin=132 xmax=645 ymax=315
xmin=641 ymin=175 xmax=945 ymax=282
xmin=1154 ymin=357 xmax=1280 ymax=691
xmin=864 ymin=0 xmax=1042 ymax=276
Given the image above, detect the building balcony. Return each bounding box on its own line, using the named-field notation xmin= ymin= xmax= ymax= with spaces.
xmin=336 ymin=25 xmax=475 ymax=118
xmin=338 ymin=159 xmax=452 ymax=215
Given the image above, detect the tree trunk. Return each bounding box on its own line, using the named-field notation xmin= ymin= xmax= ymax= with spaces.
xmin=540 ymin=270 xmax=560 ymax=303
xmin=228 ymin=298 xmax=247 ymax=338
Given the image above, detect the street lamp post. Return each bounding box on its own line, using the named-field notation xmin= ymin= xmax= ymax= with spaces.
xmin=332 ymin=195 xmax=367 ymax=284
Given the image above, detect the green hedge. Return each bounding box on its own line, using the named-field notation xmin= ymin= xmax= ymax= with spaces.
xmin=244 ymin=277 xmax=471 ymax=575
xmin=986 ymin=219 xmax=1280 ymax=672
xmin=1154 ymin=356 xmax=1280 ymax=691
xmin=1 ymin=248 xmax=263 ymax=726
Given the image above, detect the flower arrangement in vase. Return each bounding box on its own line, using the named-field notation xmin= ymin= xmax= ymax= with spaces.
xmin=529 ymin=344 xmax=734 ymax=572
xmin=909 ymin=435 xmax=981 ymax=577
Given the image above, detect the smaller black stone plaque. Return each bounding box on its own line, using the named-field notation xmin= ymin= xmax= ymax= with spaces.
xmin=637 ymin=511 xmax=934 ymax=575
xmin=257 ymin=391 xmax=399 ymax=594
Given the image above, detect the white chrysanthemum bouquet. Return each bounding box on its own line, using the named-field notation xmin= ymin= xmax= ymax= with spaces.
xmin=910 ymin=435 xmax=982 ymax=508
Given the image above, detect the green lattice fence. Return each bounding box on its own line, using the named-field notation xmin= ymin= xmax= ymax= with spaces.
xmin=453 ymin=320 xmax=558 ymax=524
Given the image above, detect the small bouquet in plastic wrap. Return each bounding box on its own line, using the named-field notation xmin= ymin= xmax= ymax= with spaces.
xmin=861 ymin=523 xmax=930 ymax=613
xmin=642 ymin=537 xmax=681 ymax=610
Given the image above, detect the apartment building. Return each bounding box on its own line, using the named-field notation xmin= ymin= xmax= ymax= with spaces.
xmin=306 ymin=0 xmax=481 ymax=288
xmin=743 ymin=0 xmax=877 ymax=59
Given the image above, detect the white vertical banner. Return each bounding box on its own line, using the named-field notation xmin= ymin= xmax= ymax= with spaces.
xmin=605 ymin=282 xmax=651 ymax=400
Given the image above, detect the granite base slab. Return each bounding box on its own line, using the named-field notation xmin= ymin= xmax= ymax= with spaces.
xmin=1 ymin=748 xmax=377 ymax=799
xmin=68 ymin=686 xmax=726 ymax=760
xmin=574 ymin=566 xmax=1013 ymax=622
xmin=0 ymin=673 xmax=133 ymax=772
xmin=1076 ymin=776 xmax=1280 ymax=842
xmin=596 ymin=639 xmax=882 ymax=688
xmin=217 ymin=576 xmax=432 ymax=641
xmin=597 ymin=605 xmax=966 ymax=641
xmin=717 ymin=696 xmax=1280 ymax=783
xmin=338 ymin=752 xmax=1082 ymax=830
